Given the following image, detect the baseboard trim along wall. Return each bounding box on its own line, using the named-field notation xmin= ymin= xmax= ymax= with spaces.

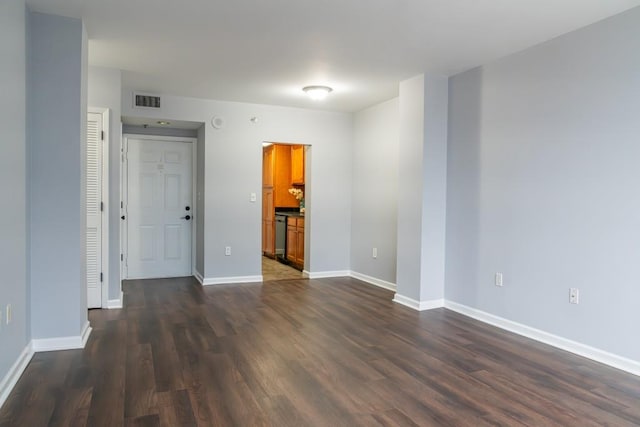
xmin=199 ymin=275 xmax=263 ymax=286
xmin=31 ymin=321 xmax=92 ymax=352
xmin=349 ymin=271 xmax=397 ymax=291
xmin=392 ymin=294 xmax=445 ymax=311
xmin=305 ymin=270 xmax=351 ymax=279
xmin=444 ymin=301 xmax=640 ymax=377
xmin=0 ymin=343 xmax=34 ymax=409
xmin=107 ymin=292 xmax=123 ymax=309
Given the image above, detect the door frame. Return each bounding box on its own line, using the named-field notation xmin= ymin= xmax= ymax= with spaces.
xmin=121 ymin=134 xmax=198 ymax=279
xmin=88 ymin=107 xmax=110 ymax=308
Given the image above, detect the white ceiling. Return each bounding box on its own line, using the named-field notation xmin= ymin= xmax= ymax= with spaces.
xmin=27 ymin=0 xmax=640 ymax=112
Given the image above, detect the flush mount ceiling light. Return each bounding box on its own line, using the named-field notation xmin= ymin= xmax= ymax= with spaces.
xmin=302 ymin=85 xmax=333 ymax=101
xmin=157 ymin=120 xmax=170 ymax=125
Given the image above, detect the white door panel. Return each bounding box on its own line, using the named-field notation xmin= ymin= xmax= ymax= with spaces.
xmin=87 ymin=112 xmax=103 ymax=308
xmin=126 ymin=138 xmax=192 ymax=279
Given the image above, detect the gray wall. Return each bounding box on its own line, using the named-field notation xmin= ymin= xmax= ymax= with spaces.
xmin=29 ymin=12 xmax=88 ymax=339
xmin=351 ymin=98 xmax=398 ymax=283
xmin=196 ymin=125 xmax=205 ymax=277
xmin=88 ymin=66 xmax=122 ymax=302
xmin=395 ymin=74 xmax=448 ymax=303
xmin=0 ymin=0 xmax=29 ymax=387
xmin=446 ymin=7 xmax=640 ymax=361
xmin=122 ymin=93 xmax=353 ymax=279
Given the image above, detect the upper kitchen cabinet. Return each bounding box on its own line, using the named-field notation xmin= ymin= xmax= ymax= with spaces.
xmin=262 ymin=144 xmax=298 ymax=208
xmin=262 ymin=145 xmax=274 ymax=187
xmin=291 ymin=145 xmax=305 ymax=185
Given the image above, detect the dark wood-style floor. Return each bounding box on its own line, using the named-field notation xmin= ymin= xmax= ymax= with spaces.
xmin=1 ymin=277 xmax=639 ymax=426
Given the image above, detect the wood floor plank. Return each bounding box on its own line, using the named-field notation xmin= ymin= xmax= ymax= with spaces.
xmin=1 ymin=276 xmax=639 ymax=426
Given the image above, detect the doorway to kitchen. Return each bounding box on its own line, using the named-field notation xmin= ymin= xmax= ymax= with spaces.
xmin=261 ymin=142 xmax=308 ymax=281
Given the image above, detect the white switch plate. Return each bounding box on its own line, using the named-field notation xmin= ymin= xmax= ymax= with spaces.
xmin=250 ymin=192 xmax=257 ymax=202
xmin=372 ymin=247 xmax=377 ymax=258
xmin=225 ymin=246 xmax=231 ymax=256
xmin=569 ymin=288 xmax=579 ymax=304
xmin=6 ymin=304 xmax=11 ymax=324
xmin=495 ymin=272 xmax=503 ymax=287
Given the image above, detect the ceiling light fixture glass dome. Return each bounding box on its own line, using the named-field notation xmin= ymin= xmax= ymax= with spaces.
xmin=302 ymin=85 xmax=333 ymax=100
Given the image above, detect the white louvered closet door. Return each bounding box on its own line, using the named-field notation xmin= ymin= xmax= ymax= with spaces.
xmin=87 ymin=112 xmax=103 ymax=308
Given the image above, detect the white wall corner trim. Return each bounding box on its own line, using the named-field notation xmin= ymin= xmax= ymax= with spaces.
xmin=107 ymin=295 xmax=123 ymax=309
xmin=201 ymin=275 xmax=263 ymax=286
xmin=0 ymin=343 xmax=35 ymax=409
xmin=444 ymin=301 xmax=640 ymax=377
xmin=392 ymin=294 xmax=445 ymax=311
xmin=31 ymin=321 xmax=92 ymax=353
xmin=350 ymin=271 xmax=397 ymax=291
xmin=193 ymin=270 xmax=204 ymax=285
xmin=305 ymin=270 xmax=351 ymax=279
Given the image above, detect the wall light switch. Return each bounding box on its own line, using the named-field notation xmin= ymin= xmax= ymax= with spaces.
xmin=250 ymin=192 xmax=257 ymax=203
xmin=495 ymin=272 xmax=503 ymax=287
xmin=5 ymin=304 xmax=11 ymax=325
xmin=225 ymin=246 xmax=231 ymax=256
xmin=372 ymin=247 xmax=378 ymax=258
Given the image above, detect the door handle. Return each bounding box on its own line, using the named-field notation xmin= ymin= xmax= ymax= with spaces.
xmin=121 ymin=215 xmax=126 ymax=220
xmin=181 ymin=215 xmax=191 ymax=220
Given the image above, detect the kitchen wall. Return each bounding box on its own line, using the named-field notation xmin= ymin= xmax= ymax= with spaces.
xmin=446 ymin=6 xmax=640 ymax=361
xmin=351 ymin=98 xmax=399 ymax=285
xmin=122 ymin=93 xmax=353 ymax=280
xmin=29 ymin=11 xmax=88 ymax=339
xmin=88 ymin=66 xmax=122 ymax=302
xmin=0 ymin=0 xmax=29 ymax=402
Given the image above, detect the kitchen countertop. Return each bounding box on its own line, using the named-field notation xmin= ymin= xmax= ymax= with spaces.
xmin=275 ymin=211 xmax=304 ymax=217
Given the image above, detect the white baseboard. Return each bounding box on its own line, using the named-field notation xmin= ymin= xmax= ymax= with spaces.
xmin=392 ymin=294 xmax=444 ymax=311
xmin=445 ymin=300 xmax=640 ymax=377
xmin=349 ymin=271 xmax=396 ymax=291
xmin=305 ymin=270 xmax=350 ymax=279
xmin=107 ymin=291 xmax=123 ymax=309
xmin=0 ymin=342 xmax=34 ymax=409
xmin=31 ymin=321 xmax=92 ymax=352
xmin=201 ymin=275 xmax=263 ymax=286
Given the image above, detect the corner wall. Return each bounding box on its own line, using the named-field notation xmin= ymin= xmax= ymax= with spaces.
xmin=351 ymin=98 xmax=399 ymax=286
xmin=446 ymin=7 xmax=640 ymax=361
xmin=28 ymin=12 xmax=88 ymax=339
xmin=0 ymin=0 xmax=29 ymax=400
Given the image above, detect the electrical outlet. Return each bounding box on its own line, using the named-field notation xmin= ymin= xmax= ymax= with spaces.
xmin=225 ymin=246 xmax=231 ymax=256
xmin=495 ymin=272 xmax=503 ymax=287
xmin=372 ymin=247 xmax=377 ymax=259
xmin=6 ymin=304 xmax=11 ymax=324
xmin=569 ymin=288 xmax=579 ymax=304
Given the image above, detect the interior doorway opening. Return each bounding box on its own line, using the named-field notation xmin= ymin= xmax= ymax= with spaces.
xmin=261 ymin=142 xmax=309 ymax=281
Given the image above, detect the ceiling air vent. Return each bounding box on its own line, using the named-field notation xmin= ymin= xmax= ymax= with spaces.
xmin=133 ymin=92 xmax=161 ymax=109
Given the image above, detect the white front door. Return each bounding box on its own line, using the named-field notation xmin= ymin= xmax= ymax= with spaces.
xmin=126 ymin=138 xmax=193 ymax=279
xmin=87 ymin=112 xmax=103 ymax=308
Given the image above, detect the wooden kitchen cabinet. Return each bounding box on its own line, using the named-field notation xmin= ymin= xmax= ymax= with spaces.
xmin=263 ymin=145 xmax=298 ymax=207
xmin=291 ymin=145 xmax=305 ymax=185
xmin=286 ymin=216 xmax=304 ymax=268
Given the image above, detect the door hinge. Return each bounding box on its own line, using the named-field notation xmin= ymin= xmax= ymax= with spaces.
xmin=101 ymin=131 xmax=104 ymax=140
xmin=100 ymin=272 xmax=103 ymax=282
xmin=100 ymin=201 xmax=104 ymax=212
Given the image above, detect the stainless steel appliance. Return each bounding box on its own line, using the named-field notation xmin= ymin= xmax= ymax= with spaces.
xmin=275 ymin=214 xmax=287 ymax=259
